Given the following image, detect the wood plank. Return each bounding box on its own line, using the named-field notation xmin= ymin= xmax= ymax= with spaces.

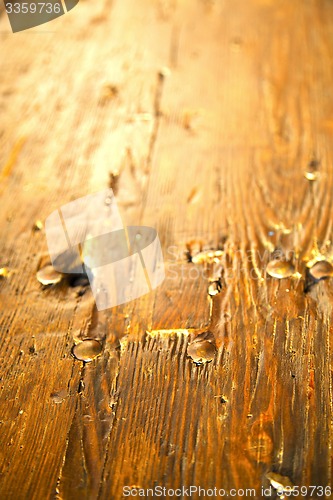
xmin=1 ymin=0 xmax=333 ymax=498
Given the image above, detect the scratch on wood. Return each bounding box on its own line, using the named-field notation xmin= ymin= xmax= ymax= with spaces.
xmin=145 ymin=70 xmax=166 ymax=170
xmin=169 ymin=23 xmax=180 ymax=67
xmin=0 ymin=136 xmax=26 ymax=186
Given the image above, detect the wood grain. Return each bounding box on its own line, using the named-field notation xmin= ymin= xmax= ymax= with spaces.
xmin=1 ymin=0 xmax=333 ymax=498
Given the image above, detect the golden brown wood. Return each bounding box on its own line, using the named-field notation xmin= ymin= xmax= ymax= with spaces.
xmin=1 ymin=0 xmax=333 ymax=498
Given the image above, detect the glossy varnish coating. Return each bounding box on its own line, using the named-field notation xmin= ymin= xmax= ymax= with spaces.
xmin=1 ymin=0 xmax=333 ymax=498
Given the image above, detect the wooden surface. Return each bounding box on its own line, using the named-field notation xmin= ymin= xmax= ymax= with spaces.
xmin=1 ymin=0 xmax=333 ymax=498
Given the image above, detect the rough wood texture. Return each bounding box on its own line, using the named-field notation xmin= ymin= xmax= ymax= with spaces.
xmin=1 ymin=0 xmax=333 ymax=498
